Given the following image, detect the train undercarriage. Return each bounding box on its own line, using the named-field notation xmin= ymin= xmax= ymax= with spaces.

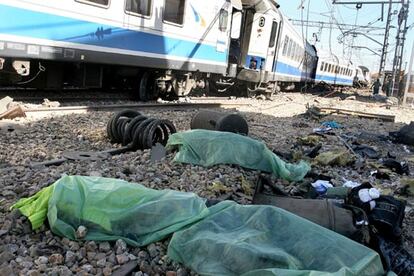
xmin=0 ymin=59 xmax=284 ymax=100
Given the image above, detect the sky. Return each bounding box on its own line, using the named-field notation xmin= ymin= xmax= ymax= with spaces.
xmin=277 ymin=0 xmax=414 ymax=73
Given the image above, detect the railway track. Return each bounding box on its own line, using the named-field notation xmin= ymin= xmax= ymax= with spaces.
xmin=23 ymin=101 xmax=251 ymax=118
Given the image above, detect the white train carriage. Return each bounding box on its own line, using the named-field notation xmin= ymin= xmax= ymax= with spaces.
xmin=0 ymin=0 xmax=367 ymax=98
xmin=227 ymin=0 xmax=318 ymax=94
xmin=0 ymin=0 xmax=243 ymax=99
xmin=272 ymin=14 xmax=317 ymax=85
xmin=315 ymin=51 xmax=355 ymax=86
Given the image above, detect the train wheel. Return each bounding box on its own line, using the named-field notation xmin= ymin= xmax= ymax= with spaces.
xmin=139 ymin=72 xmax=158 ymax=102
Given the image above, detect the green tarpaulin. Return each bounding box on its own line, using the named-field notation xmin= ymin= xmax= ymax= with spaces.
xmin=166 ymin=130 xmax=311 ymax=182
xmin=168 ymin=201 xmax=384 ymax=276
xmin=12 ymin=176 xmax=385 ymax=275
xmin=12 ymin=176 xmax=211 ymax=246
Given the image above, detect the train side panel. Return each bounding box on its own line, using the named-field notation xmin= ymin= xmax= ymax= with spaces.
xmin=0 ymin=0 xmax=231 ymax=75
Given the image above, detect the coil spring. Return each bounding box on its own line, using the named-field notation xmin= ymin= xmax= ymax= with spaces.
xmin=107 ymin=110 xmax=177 ymax=150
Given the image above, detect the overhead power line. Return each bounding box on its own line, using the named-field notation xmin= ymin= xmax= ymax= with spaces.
xmin=288 ymin=19 xmax=386 ymax=31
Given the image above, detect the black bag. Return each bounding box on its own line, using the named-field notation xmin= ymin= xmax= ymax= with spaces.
xmin=369 ymin=196 xmax=406 ymax=239
xmin=376 ymin=236 xmax=414 ymax=275
xmin=390 ymin=122 xmax=414 ymax=146
xmin=253 ymin=176 xmax=370 ymax=243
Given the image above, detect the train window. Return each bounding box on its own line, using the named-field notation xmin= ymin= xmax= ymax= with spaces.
xmin=320 ymin=62 xmax=325 ymax=71
xmin=287 ymin=39 xmax=293 ymax=59
xmin=282 ymin=37 xmax=289 ymax=56
xmin=164 ymin=0 xmax=186 ymax=25
xmin=292 ymin=43 xmax=297 ymax=60
xmin=125 ymin=0 xmax=152 ymax=16
xmin=324 ymin=63 xmax=328 ymax=72
xmin=294 ymin=45 xmax=298 ymax=60
xmin=269 ymin=21 xmax=278 ymax=48
xmin=76 ymin=0 xmax=109 ymax=7
xmin=219 ymin=9 xmax=228 ymax=32
xmin=282 ymin=36 xmax=289 ymax=56
xmin=296 ymin=45 xmax=300 ymax=61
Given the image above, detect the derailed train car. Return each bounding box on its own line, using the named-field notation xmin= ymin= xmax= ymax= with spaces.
xmin=0 ymin=0 xmax=360 ymax=99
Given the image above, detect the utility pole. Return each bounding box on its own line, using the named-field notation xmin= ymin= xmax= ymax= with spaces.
xmin=403 ymin=40 xmax=414 ymax=105
xmin=390 ymin=0 xmax=410 ymax=97
xmin=379 ymin=0 xmax=394 ymax=79
xmin=332 ymin=1 xmax=405 ymax=79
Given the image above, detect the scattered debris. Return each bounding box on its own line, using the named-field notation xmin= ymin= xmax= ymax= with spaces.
xmin=0 ymin=105 xmax=26 ymax=120
xmin=311 ymin=180 xmax=333 ymax=195
xmin=42 ymin=98 xmax=61 ymax=108
xmin=321 ymin=121 xmax=343 ymax=129
xmin=112 ymin=261 xmax=139 ymax=276
xmin=298 ymin=135 xmax=322 ymax=146
xmin=353 ymin=145 xmax=380 ymax=159
xmin=345 ymin=95 xmax=357 ymax=101
xmin=382 ymin=159 xmax=410 ymax=175
xmin=315 ymin=150 xmax=354 ymax=166
xmin=390 ymin=122 xmax=414 ymax=146
xmin=317 ymin=107 xmax=396 ymax=122
xmin=240 ymin=175 xmax=253 ymax=196
xmin=0 ymin=96 xmax=13 ymax=114
xmin=150 ymin=143 xmax=167 ymax=162
xmin=207 ymin=182 xmax=231 ymax=195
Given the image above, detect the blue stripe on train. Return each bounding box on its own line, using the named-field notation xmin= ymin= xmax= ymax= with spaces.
xmin=315 ymin=74 xmax=353 ymax=85
xmin=274 ymin=61 xmax=353 ymax=85
xmin=0 ymin=4 xmax=227 ymax=63
xmin=274 ymin=61 xmax=314 ymax=80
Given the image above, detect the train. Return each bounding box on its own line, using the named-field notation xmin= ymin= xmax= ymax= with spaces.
xmin=0 ymin=0 xmax=370 ymax=100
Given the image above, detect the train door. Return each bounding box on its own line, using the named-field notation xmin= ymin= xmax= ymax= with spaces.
xmin=227 ymin=3 xmax=243 ymax=76
xmin=264 ymin=18 xmax=281 ymax=72
xmin=246 ymin=13 xmax=273 ymax=70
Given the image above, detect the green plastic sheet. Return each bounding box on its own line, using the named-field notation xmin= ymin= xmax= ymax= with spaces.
xmin=168 ymin=201 xmax=385 ymax=276
xmin=11 ymin=184 xmax=54 ymax=230
xmin=166 ymin=130 xmax=311 ymax=182
xmin=12 ymin=176 xmax=385 ymax=275
xmin=12 ymin=175 xmax=211 ymax=246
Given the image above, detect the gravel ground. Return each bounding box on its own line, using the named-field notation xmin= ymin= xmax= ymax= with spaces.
xmin=0 ymin=91 xmax=413 ymax=275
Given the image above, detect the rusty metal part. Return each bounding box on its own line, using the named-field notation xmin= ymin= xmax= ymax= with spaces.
xmin=62 ymin=151 xmax=110 ymax=161
xmin=30 ymin=158 xmax=68 ymax=168
xmin=191 ymin=110 xmax=249 ymax=135
xmin=107 ymin=110 xmax=177 ymax=151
